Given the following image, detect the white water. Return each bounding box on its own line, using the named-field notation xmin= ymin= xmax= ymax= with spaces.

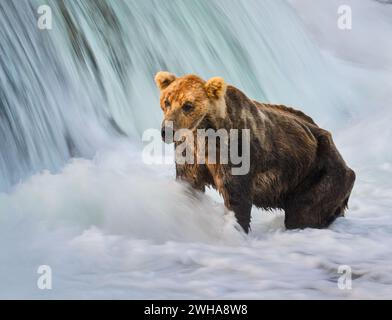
xmin=0 ymin=0 xmax=392 ymax=299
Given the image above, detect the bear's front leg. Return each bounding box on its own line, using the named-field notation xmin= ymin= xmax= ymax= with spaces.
xmin=219 ymin=174 xmax=253 ymax=233
xmin=225 ymin=193 xmax=252 ymax=233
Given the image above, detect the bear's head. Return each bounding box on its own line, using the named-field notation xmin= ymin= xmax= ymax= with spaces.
xmin=154 ymin=71 xmax=227 ymax=142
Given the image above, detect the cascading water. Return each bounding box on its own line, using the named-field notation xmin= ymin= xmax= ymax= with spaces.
xmin=0 ymin=0 xmax=391 ymax=299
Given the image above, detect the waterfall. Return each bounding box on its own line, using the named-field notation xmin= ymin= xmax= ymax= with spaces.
xmin=0 ymin=0 xmax=352 ymax=191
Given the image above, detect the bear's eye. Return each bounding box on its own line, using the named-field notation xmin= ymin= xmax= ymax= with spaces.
xmin=165 ymin=99 xmax=171 ymax=110
xmin=182 ymin=102 xmax=194 ymax=114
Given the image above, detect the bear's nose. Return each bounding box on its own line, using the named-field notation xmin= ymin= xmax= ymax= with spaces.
xmin=161 ymin=121 xmax=175 ymax=143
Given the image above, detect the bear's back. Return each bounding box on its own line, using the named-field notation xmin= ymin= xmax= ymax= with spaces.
xmin=253 ymin=101 xmax=317 ymax=126
xmin=224 ymin=85 xmax=317 ymax=127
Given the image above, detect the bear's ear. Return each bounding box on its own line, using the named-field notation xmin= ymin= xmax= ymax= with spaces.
xmin=205 ymin=77 xmax=227 ymax=100
xmin=155 ymin=71 xmax=176 ymax=91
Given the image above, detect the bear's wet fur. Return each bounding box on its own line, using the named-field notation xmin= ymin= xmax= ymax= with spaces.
xmin=155 ymin=72 xmax=356 ymax=233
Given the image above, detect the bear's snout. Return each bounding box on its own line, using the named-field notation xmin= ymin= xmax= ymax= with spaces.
xmin=161 ymin=125 xmax=174 ymax=143
xmin=161 ymin=126 xmax=166 ymax=141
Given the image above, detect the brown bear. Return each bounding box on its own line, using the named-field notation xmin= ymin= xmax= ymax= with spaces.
xmin=154 ymin=71 xmax=356 ymax=233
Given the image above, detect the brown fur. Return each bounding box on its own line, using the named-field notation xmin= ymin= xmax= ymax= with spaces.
xmin=155 ymin=72 xmax=356 ymax=233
